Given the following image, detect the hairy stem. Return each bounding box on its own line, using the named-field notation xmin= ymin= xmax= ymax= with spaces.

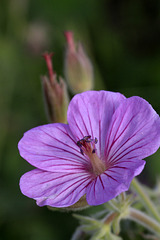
xmin=128 ymin=207 xmax=160 ymax=237
xmin=131 ymin=178 xmax=160 ymax=222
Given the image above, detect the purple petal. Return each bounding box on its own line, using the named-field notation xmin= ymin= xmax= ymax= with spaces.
xmin=18 ymin=123 xmax=89 ymax=172
xmin=67 ymin=91 xmax=126 ymax=157
xmin=86 ymin=160 xmax=145 ymax=205
xmin=20 ymin=169 xmax=91 ymax=207
xmin=105 ymin=96 xmax=160 ymax=165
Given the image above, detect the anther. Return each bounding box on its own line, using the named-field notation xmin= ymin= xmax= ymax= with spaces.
xmin=77 ymin=135 xmax=98 ymax=156
xmin=92 ymin=149 xmax=96 ymax=154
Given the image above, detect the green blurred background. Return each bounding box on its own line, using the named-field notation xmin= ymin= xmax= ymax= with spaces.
xmin=0 ymin=0 xmax=160 ymax=239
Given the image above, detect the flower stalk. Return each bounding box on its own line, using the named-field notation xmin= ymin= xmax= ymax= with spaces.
xmin=104 ymin=212 xmax=119 ymax=225
xmin=131 ymin=178 xmax=160 ymax=222
xmin=104 ymin=204 xmax=160 ymax=238
xmin=128 ymin=207 xmax=160 ymax=237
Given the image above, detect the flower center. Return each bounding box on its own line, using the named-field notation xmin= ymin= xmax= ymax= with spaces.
xmin=77 ymin=136 xmax=106 ymax=176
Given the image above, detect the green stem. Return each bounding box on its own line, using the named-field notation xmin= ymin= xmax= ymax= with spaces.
xmin=128 ymin=207 xmax=160 ymax=238
xmin=131 ymin=178 xmax=160 ymax=222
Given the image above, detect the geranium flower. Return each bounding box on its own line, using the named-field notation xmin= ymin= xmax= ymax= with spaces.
xmin=18 ymin=91 xmax=160 ymax=207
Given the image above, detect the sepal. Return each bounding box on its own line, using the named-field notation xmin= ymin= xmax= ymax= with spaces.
xmin=48 ymin=195 xmax=89 ymax=212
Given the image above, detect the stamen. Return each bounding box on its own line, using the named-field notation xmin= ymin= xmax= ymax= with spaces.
xmin=77 ymin=136 xmax=106 ymax=175
xmin=77 ymin=136 xmax=97 ymax=155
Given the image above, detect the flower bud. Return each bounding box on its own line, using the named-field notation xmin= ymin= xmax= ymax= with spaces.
xmin=64 ymin=31 xmax=94 ymax=93
xmin=42 ymin=52 xmax=69 ymax=123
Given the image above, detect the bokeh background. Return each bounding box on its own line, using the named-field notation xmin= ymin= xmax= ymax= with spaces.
xmin=0 ymin=0 xmax=160 ymax=239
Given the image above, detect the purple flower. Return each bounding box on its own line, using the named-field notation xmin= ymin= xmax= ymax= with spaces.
xmin=18 ymin=91 xmax=160 ymax=207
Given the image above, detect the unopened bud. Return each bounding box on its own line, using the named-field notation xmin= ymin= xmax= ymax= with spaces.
xmin=64 ymin=31 xmax=94 ymax=93
xmin=42 ymin=52 xmax=69 ymax=123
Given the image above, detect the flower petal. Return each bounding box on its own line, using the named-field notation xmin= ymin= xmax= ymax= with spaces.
xmin=20 ymin=169 xmax=91 ymax=207
xmin=105 ymin=96 xmax=160 ymax=165
xmin=18 ymin=123 xmax=89 ymax=172
xmin=86 ymin=160 xmax=145 ymax=205
xmin=67 ymin=91 xmax=125 ymax=156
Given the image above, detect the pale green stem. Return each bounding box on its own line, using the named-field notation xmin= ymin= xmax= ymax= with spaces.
xmin=131 ymin=178 xmax=160 ymax=222
xmin=128 ymin=207 xmax=160 ymax=238
xmin=108 ymin=199 xmax=121 ymax=213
